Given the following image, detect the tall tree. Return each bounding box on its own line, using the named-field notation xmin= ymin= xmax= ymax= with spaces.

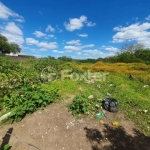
xmin=0 ymin=34 xmax=21 ymax=54
xmin=0 ymin=40 xmax=12 ymax=54
xmin=10 ymin=43 xmax=21 ymax=53
xmin=0 ymin=34 xmax=8 ymax=42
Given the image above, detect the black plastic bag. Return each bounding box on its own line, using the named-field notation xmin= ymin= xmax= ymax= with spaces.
xmin=102 ymin=98 xmax=119 ymax=112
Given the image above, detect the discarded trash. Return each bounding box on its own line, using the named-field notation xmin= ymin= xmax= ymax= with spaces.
xmin=143 ymin=85 xmax=149 ymax=88
xmin=100 ymin=120 xmax=105 ymax=124
xmin=109 ymin=84 xmax=114 ymax=87
xmin=88 ymin=95 xmax=94 ymax=99
xmin=143 ymin=110 xmax=148 ymax=113
xmin=95 ymin=112 xmax=104 ymax=119
xmin=112 ymin=121 xmax=119 ymax=127
xmin=107 ymin=92 xmax=111 ymax=97
xmin=102 ymin=98 xmax=119 ymax=112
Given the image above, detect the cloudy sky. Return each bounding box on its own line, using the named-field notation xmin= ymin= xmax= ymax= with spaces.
xmin=0 ymin=0 xmax=150 ymax=59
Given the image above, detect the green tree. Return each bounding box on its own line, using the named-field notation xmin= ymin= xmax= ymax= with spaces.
xmin=0 ymin=34 xmax=21 ymax=54
xmin=0 ymin=34 xmax=8 ymax=41
xmin=0 ymin=40 xmax=12 ymax=54
xmin=10 ymin=43 xmax=21 ymax=53
xmin=134 ymin=49 xmax=150 ymax=63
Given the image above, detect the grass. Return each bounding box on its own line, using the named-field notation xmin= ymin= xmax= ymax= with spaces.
xmin=56 ymin=72 xmax=150 ymax=136
xmin=0 ymin=57 xmax=149 ymax=136
xmin=41 ymin=68 xmax=150 ymax=134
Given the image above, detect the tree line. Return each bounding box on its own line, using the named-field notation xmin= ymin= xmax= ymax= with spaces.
xmin=101 ymin=43 xmax=150 ymax=64
xmin=0 ymin=33 xmax=149 ymax=64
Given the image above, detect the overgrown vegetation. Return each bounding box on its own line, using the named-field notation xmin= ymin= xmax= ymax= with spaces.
xmin=0 ymin=45 xmax=150 ymax=136
xmin=0 ymin=57 xmax=59 ymax=122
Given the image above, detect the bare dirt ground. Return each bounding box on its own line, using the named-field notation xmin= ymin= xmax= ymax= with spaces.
xmin=0 ymin=95 xmax=150 ymax=150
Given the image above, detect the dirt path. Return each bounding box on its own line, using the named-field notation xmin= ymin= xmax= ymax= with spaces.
xmin=0 ymin=95 xmax=150 ymax=150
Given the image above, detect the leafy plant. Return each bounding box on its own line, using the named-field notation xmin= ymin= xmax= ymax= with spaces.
xmin=68 ymin=92 xmax=102 ymax=116
xmin=0 ymin=144 xmax=11 ymax=150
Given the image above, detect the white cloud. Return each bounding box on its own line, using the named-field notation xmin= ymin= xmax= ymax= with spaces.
xmin=52 ymin=50 xmax=64 ymax=53
xmin=83 ymin=49 xmax=102 ymax=55
xmin=56 ymin=25 xmax=63 ymax=33
xmin=77 ymin=33 xmax=88 ymax=37
xmin=64 ymin=15 xmax=96 ymax=31
xmin=5 ymin=22 xmax=23 ymax=35
xmin=101 ymin=46 xmax=119 ymax=52
xmin=145 ymin=15 xmax=150 ymax=21
xmin=38 ymin=42 xmax=57 ymax=49
xmin=33 ymin=31 xmax=46 ymax=37
xmin=26 ymin=38 xmax=57 ymax=49
xmin=33 ymin=30 xmax=55 ymax=39
xmin=0 ymin=22 xmax=24 ymax=45
xmin=76 ymin=52 xmax=82 ymax=55
xmin=26 ymin=38 xmax=39 ymax=45
xmin=46 ymin=25 xmax=55 ymax=32
xmin=64 ymin=40 xmax=95 ymax=52
xmin=64 ymin=45 xmax=82 ymax=51
xmin=48 ymin=34 xmax=54 ymax=38
xmin=82 ymin=49 xmax=116 ymax=58
xmin=82 ymin=44 xmax=95 ymax=48
xmin=0 ymin=2 xmax=24 ymax=22
xmin=66 ymin=40 xmax=81 ymax=45
xmin=64 ymin=15 xmax=87 ymax=31
xmin=112 ymin=22 xmax=150 ymax=47
xmin=87 ymin=22 xmax=96 ymax=27
xmin=39 ymin=48 xmax=48 ymax=51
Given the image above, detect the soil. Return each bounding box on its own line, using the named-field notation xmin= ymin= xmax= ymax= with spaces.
xmin=0 ymin=95 xmax=150 ymax=150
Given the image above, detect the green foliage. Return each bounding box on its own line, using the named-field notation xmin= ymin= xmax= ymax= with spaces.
xmin=0 ymin=34 xmax=21 ymax=54
xmin=58 ymin=56 xmax=73 ymax=62
xmin=0 ymin=40 xmax=12 ymax=54
xmin=69 ymin=93 xmax=90 ymax=116
xmin=134 ymin=49 xmax=150 ymax=64
xmin=0 ymin=144 xmax=11 ymax=150
xmin=68 ymin=73 xmax=150 ymax=135
xmin=0 ymin=55 xmax=150 ymax=136
xmin=68 ymin=92 xmax=102 ymax=116
xmin=0 ymin=57 xmax=59 ymax=122
xmin=0 ymin=34 xmax=8 ymax=42
xmin=10 ymin=43 xmax=21 ymax=53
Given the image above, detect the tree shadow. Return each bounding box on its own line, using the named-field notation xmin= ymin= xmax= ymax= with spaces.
xmin=0 ymin=128 xmax=13 ymax=149
xmin=84 ymin=125 xmax=150 ymax=150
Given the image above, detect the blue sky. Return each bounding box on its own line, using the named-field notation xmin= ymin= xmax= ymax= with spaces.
xmin=0 ymin=0 xmax=150 ymax=59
